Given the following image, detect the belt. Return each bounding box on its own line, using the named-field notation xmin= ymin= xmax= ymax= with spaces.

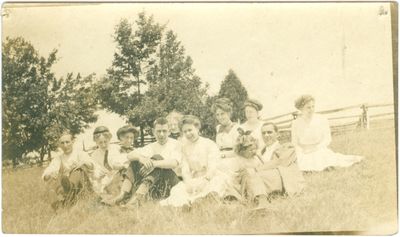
xmin=220 ymin=147 xmax=233 ymax=151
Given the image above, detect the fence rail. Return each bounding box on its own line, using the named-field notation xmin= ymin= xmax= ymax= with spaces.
xmin=263 ymin=103 xmax=395 ymax=134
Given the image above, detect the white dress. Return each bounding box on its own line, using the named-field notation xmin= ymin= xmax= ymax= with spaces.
xmin=215 ymin=123 xmax=243 ymax=199
xmin=160 ymin=137 xmax=227 ymax=207
xmin=291 ymin=114 xmax=363 ymax=171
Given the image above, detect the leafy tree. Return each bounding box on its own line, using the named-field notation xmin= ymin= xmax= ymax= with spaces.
xmin=218 ymin=69 xmax=248 ymax=123
xmin=2 ymin=37 xmax=98 ymax=167
xmin=96 ymin=12 xmax=164 ymax=145
xmin=133 ymin=30 xmax=215 ymax=139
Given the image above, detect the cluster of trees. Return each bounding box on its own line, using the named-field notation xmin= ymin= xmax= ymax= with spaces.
xmin=2 ymin=12 xmax=249 ymax=167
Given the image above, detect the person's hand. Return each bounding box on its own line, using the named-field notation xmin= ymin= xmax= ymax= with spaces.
xmin=43 ymin=174 xmax=52 ymax=181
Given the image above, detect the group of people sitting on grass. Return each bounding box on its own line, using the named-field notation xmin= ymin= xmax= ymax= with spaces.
xmin=42 ymin=95 xmax=363 ymax=211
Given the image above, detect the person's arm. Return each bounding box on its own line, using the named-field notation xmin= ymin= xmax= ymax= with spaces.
xmin=181 ymin=157 xmax=192 ymax=182
xmin=127 ymin=148 xmax=153 ymax=169
xmin=152 ymin=158 xmax=178 ymax=169
xmin=126 ymin=150 xmax=144 ymax=161
xmin=257 ymin=144 xmax=296 ymax=171
xmin=42 ymin=157 xmax=61 ymax=181
xmin=152 ymin=142 xmax=180 ymax=169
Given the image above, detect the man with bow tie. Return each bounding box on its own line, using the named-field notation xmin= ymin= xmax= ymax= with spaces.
xmin=101 ymin=125 xmax=138 ymax=205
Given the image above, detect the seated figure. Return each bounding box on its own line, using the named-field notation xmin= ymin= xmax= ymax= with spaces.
xmin=291 ymin=95 xmax=363 ymax=171
xmin=125 ymin=117 xmax=181 ymax=208
xmin=240 ymin=122 xmax=305 ymax=209
xmin=160 ymin=115 xmax=227 ymax=207
xmin=42 ymin=131 xmax=94 ymax=210
xmin=89 ymin=126 xmax=130 ymax=197
xmin=102 ymin=125 xmax=138 ymax=206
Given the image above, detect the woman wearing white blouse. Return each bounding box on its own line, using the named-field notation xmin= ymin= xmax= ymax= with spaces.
xmin=212 ymin=98 xmax=243 ymax=200
xmin=291 ymin=95 xmax=363 ymax=171
xmin=160 ymin=115 xmax=226 ymax=207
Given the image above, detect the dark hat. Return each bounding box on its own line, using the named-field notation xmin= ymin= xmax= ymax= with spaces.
xmin=244 ymin=99 xmax=263 ymax=111
xmin=117 ymin=125 xmax=138 ymax=139
xmin=93 ymin=126 xmax=110 ymax=135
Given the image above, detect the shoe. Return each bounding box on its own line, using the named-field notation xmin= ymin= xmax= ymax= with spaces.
xmin=51 ymin=201 xmax=62 ymax=211
xmin=252 ymin=195 xmax=270 ymax=211
xmin=181 ymin=203 xmax=191 ymax=212
xmin=223 ymin=195 xmax=238 ymax=202
xmin=61 ymin=176 xmax=71 ymax=193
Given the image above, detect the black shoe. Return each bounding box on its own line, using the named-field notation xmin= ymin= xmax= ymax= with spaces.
xmin=61 ymin=176 xmax=71 ymax=193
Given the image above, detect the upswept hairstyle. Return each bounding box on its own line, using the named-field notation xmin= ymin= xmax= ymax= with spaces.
xmin=294 ymin=94 xmax=315 ymax=110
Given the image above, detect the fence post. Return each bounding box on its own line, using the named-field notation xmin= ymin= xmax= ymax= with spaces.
xmin=292 ymin=112 xmax=299 ymax=120
xmin=361 ymin=104 xmax=370 ymax=130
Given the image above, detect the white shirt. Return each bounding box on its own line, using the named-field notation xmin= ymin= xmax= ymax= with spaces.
xmin=90 ymin=144 xmax=130 ymax=170
xmin=216 ymin=123 xmax=240 ymax=150
xmin=291 ymin=114 xmax=332 ymax=153
xmin=181 ymin=136 xmax=221 ymax=180
xmin=260 ymin=141 xmax=280 ymax=163
xmin=42 ymin=149 xmax=92 ymax=180
xmin=137 ymin=138 xmax=182 ymax=165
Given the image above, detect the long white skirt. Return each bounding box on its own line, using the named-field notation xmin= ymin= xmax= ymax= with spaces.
xmin=160 ymin=174 xmax=227 ymax=207
xmin=297 ymin=147 xmax=363 ymax=171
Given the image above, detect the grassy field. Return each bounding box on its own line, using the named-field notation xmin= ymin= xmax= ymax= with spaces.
xmin=2 ymin=120 xmax=397 ymax=234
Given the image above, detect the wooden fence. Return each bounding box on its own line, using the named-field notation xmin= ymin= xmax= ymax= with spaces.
xmin=263 ymin=103 xmax=395 ymax=140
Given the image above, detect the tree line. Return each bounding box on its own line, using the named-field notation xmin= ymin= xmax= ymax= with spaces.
xmin=2 ymin=12 xmax=249 ymax=168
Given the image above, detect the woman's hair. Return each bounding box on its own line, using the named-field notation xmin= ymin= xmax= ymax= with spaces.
xmin=294 ymin=95 xmax=315 ymax=110
xmin=234 ymin=128 xmax=258 ymax=157
xmin=166 ymin=111 xmax=183 ymax=123
xmin=59 ymin=129 xmax=75 ymax=140
xmin=178 ymin=115 xmax=201 ymax=131
xmin=211 ymin=97 xmax=233 ymax=114
xmin=93 ymin=126 xmax=112 ymax=141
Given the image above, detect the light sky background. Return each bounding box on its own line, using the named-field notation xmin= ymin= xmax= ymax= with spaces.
xmin=3 ymin=2 xmax=395 ymax=122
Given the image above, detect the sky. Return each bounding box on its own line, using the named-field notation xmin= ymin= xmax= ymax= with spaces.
xmin=3 ymin=2 xmax=395 ymax=121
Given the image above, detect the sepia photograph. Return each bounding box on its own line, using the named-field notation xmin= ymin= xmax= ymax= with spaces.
xmin=2 ymin=1 xmax=398 ymax=234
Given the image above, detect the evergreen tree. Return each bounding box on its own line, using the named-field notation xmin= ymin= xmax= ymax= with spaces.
xmin=218 ymin=69 xmax=248 ymax=123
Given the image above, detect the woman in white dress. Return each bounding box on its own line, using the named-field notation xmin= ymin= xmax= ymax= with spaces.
xmin=212 ymin=98 xmax=242 ymax=200
xmin=291 ymin=95 xmax=363 ymax=171
xmin=240 ymin=99 xmax=264 ymax=151
xmin=160 ymin=115 xmax=226 ymax=207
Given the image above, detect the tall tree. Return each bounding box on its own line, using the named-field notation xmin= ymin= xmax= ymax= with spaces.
xmin=218 ymin=69 xmax=248 ymax=123
xmin=96 ymin=12 xmax=164 ymax=144
xmin=132 ymin=30 xmax=215 ymax=138
xmin=2 ymin=37 xmax=98 ymax=167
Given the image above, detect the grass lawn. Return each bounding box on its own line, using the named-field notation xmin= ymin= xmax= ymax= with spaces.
xmin=2 ymin=120 xmax=397 ymax=234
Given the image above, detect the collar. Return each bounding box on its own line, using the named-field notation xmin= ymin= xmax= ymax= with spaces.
xmin=217 ymin=122 xmax=236 ymax=134
xmin=261 ymin=141 xmax=280 ymax=155
xmin=120 ymin=146 xmax=134 ymax=153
